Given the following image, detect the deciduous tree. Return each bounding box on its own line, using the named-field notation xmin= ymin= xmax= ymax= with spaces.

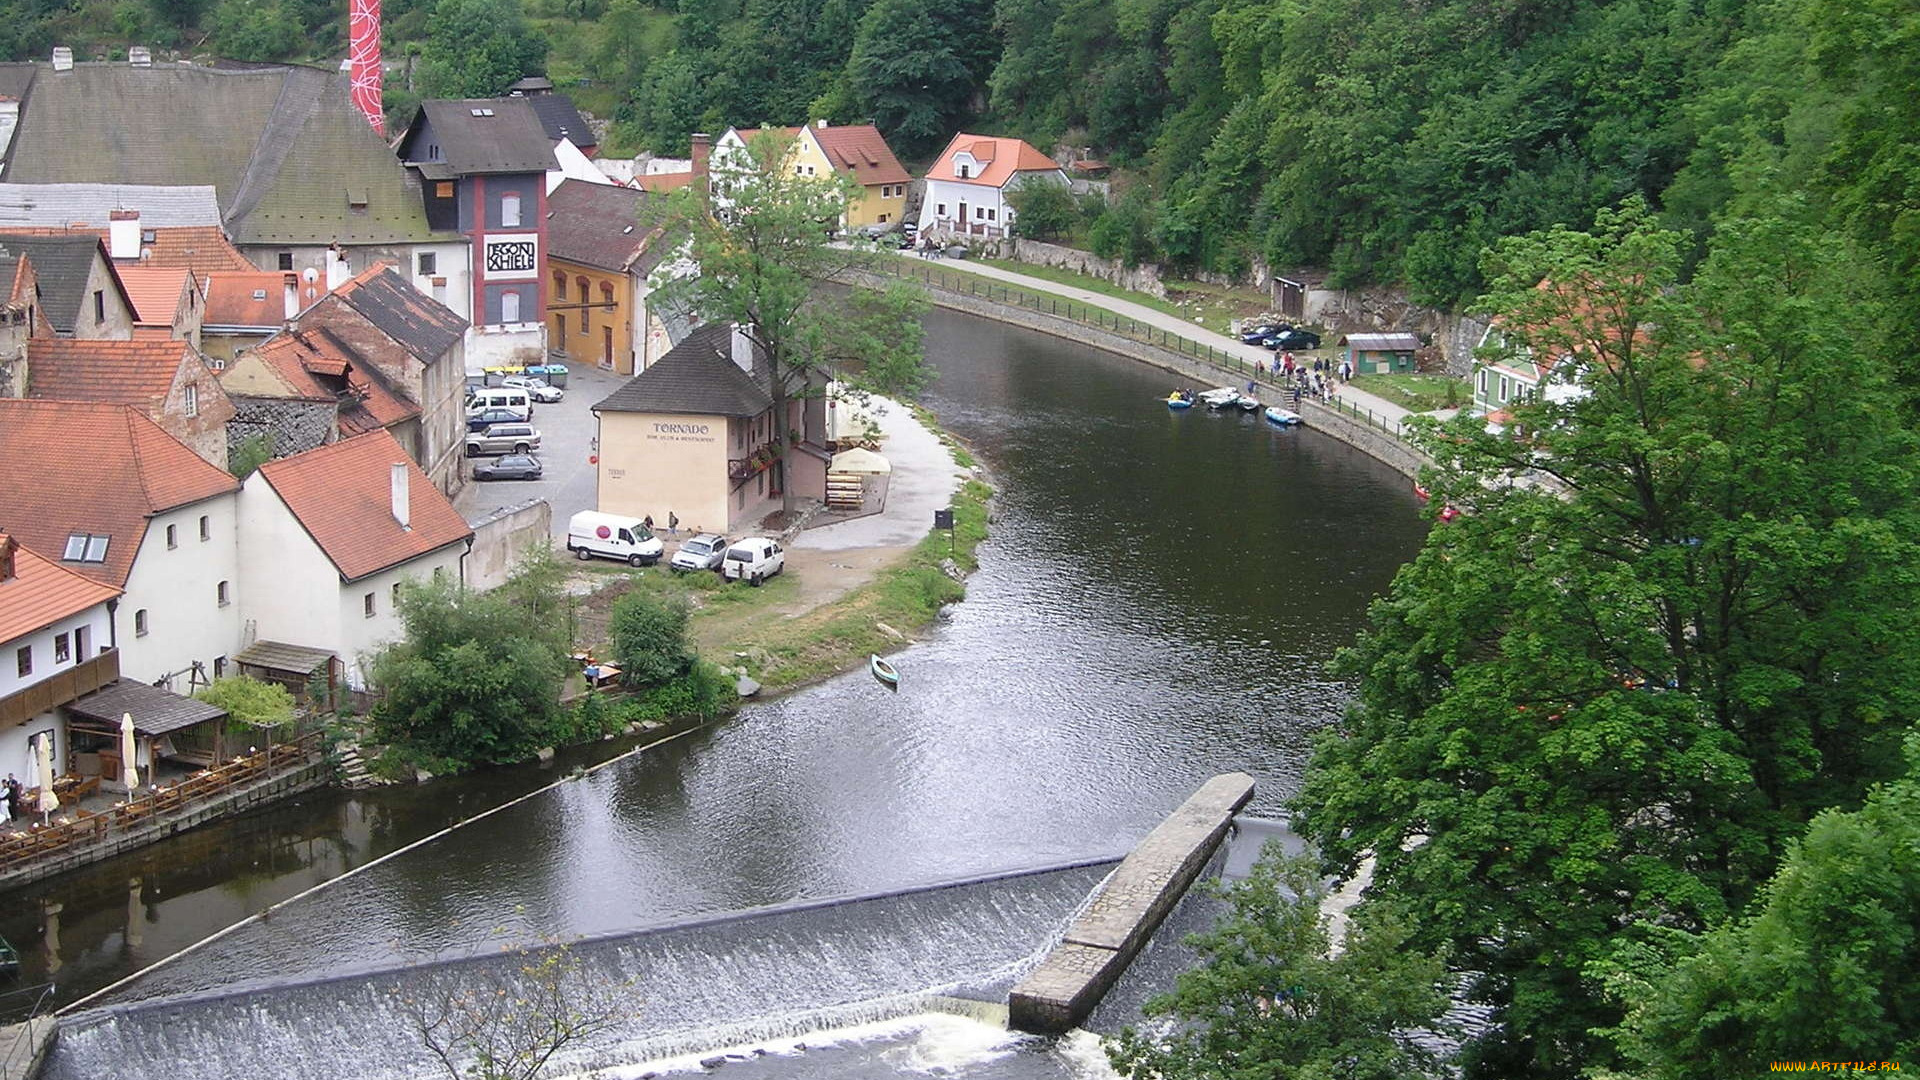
xmin=420 ymin=0 xmax=549 ymax=98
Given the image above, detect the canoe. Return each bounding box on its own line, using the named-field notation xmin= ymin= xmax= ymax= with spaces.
xmin=870 ymin=654 xmax=900 ymax=689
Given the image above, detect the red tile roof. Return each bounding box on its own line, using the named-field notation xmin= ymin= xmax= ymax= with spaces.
xmin=236 ymin=328 xmax=421 ymax=435
xmin=0 ymin=400 xmax=240 ymax=587
xmin=204 ymin=271 xmax=287 ymax=328
xmin=926 ymin=133 xmax=1061 ymax=189
xmin=255 ymin=429 xmax=471 ymax=581
xmin=0 ymin=534 xmax=122 ymax=644
xmin=0 ymin=224 xmax=254 ymax=273
xmin=807 ymin=124 xmax=910 ymax=187
xmin=27 ymin=337 xmax=196 ymax=406
xmin=116 ymin=265 xmax=195 ymax=326
xmin=633 ymin=172 xmax=693 ymax=194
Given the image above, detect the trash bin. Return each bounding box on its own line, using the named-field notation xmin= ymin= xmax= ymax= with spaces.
xmin=531 ymin=363 xmax=569 ymax=388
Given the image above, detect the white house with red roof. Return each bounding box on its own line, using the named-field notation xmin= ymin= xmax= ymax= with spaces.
xmin=238 ymin=430 xmax=474 ymax=686
xmin=918 ymin=133 xmax=1068 ymax=240
xmin=0 ymin=400 xmax=242 ymax=691
xmin=0 ymin=534 xmax=121 ymax=784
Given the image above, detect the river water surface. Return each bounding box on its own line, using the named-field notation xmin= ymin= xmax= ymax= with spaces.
xmin=22 ymin=308 xmax=1426 ymax=1076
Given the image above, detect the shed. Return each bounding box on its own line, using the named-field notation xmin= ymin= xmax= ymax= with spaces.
xmin=233 ymin=640 xmax=342 ymax=711
xmin=66 ymin=678 xmax=230 ymax=777
xmin=1340 ymin=332 xmax=1422 ymax=375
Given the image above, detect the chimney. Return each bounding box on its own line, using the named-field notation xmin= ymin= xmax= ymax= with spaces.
xmin=816 ymin=118 xmax=828 ymax=129
xmin=690 ymin=133 xmax=710 ymax=183
xmin=108 ymin=209 xmax=141 ymax=260
xmin=0 ymin=535 xmax=16 ymax=583
xmin=128 ymin=46 xmax=151 ymax=66
xmin=326 ymin=247 xmax=351 ymax=291
xmin=51 ymin=47 xmax=73 ymax=72
xmin=390 ymin=463 xmax=410 ymax=529
xmin=283 ymin=273 xmax=299 ymax=318
xmin=730 ymin=324 xmax=754 ymax=374
xmin=348 ymin=0 xmax=385 ymax=134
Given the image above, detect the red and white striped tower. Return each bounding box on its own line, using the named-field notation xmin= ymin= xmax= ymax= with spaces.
xmin=349 ymin=0 xmax=384 ymax=135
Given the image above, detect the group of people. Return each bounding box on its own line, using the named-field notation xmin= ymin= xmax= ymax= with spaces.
xmin=1 ymin=774 xmax=25 ymax=824
xmin=1248 ymin=351 xmax=1347 ymax=406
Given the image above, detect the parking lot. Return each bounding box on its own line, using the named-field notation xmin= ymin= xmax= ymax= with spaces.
xmin=456 ymin=361 xmax=631 ymax=540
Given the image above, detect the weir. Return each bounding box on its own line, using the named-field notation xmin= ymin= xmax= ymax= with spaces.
xmin=1007 ymin=772 xmax=1256 ymax=1033
xmin=42 ymin=858 xmax=1120 ymax=1080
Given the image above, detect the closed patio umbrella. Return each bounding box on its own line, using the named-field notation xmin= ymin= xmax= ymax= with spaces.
xmin=119 ymin=713 xmax=140 ymax=793
xmin=35 ymin=737 xmax=59 ymax=820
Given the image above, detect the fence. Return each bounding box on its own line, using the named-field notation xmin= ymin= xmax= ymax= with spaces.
xmin=876 ymin=258 xmax=1409 ymax=442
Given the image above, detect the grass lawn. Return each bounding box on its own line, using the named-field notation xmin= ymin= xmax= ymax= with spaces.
xmin=1348 ymin=373 xmax=1469 ymax=412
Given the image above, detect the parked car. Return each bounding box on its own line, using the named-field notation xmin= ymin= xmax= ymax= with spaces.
xmin=501 ymin=375 xmax=564 ymax=403
xmin=1265 ymin=328 xmax=1322 ymax=351
xmin=471 ymin=453 xmax=543 ymax=481
xmin=1240 ymin=323 xmax=1288 ymax=344
xmin=566 ymin=511 xmax=663 ymax=566
xmin=468 ymin=406 xmax=530 ymax=432
xmin=669 ymin=533 xmax=732 ymax=573
xmin=720 ymin=537 xmax=786 ymax=585
xmin=465 ymin=423 xmax=541 ymax=456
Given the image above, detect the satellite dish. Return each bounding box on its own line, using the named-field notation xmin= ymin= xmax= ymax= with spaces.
xmin=302 ymin=267 xmax=318 ymax=283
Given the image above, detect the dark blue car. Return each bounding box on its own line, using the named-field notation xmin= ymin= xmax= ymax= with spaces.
xmin=468 ymin=407 xmax=527 ymax=432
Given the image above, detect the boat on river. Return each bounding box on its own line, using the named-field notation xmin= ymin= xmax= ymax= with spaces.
xmin=1165 ymin=391 xmax=1194 ymax=410
xmin=870 ymin=654 xmax=900 ymax=690
xmin=1264 ymin=406 xmax=1303 ymax=426
xmin=1198 ymin=387 xmax=1241 ymax=410
xmin=1236 ymin=395 xmax=1263 ymax=412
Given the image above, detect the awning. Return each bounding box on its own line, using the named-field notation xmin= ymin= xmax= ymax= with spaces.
xmin=232 ymin=641 xmax=336 ymax=678
xmin=829 ymin=447 xmax=892 ymax=474
xmin=67 ymin=679 xmax=227 ymax=738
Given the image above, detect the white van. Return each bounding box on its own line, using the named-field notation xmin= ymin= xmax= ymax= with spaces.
xmin=720 ymin=537 xmax=785 ymax=585
xmin=469 ymin=387 xmax=533 ymax=418
xmin=567 ymin=511 xmax=665 ymax=567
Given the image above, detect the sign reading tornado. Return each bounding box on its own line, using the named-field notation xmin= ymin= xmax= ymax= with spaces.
xmin=349 ymin=0 xmax=384 ymax=134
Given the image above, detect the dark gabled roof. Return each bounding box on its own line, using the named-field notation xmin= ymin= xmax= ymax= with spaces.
xmin=544 ymin=180 xmax=659 ymax=274
xmin=0 ymin=63 xmax=443 ymax=247
xmin=330 ymin=264 xmax=468 ymax=363
xmin=406 ymin=99 xmax=555 ymax=175
xmin=67 ymin=678 xmax=227 ymax=737
xmin=522 ymin=93 xmax=595 ymax=148
xmin=593 ymin=323 xmax=773 ymax=418
xmin=0 ymin=233 xmax=123 ymax=334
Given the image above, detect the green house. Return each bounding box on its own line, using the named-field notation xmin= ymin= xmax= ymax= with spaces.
xmin=1340 ymin=332 xmax=1422 ymax=375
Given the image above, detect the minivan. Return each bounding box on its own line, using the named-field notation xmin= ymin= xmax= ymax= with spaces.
xmin=469 ymin=387 xmax=533 ymax=417
xmin=720 ymin=537 xmax=785 ymax=585
xmin=567 ymin=511 xmax=665 ymax=567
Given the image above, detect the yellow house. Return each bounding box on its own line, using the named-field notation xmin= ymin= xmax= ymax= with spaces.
xmin=544 ymin=180 xmax=669 ymax=375
xmin=717 ymin=122 xmax=912 ymax=230
xmin=591 ymin=323 xmax=830 ymax=533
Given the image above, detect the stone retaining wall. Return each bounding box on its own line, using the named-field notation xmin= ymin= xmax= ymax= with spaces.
xmin=466 ymin=498 xmax=553 ymax=591
xmin=1007 ymin=772 xmax=1255 ymax=1034
xmin=915 ymin=283 xmax=1430 ymax=479
xmin=0 ymin=759 xmax=334 ymax=891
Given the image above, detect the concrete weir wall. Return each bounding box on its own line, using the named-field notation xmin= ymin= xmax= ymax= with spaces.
xmin=1008 ymin=772 xmax=1256 ymax=1034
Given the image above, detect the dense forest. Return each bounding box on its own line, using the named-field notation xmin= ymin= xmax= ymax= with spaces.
xmin=2 ymin=0 xmax=1914 ymax=324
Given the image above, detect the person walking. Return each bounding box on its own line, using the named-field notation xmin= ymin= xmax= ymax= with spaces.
xmin=3 ymin=775 xmax=19 ymax=822
xmin=668 ymin=512 xmax=679 ymax=536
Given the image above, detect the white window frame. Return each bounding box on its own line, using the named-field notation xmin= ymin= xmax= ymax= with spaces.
xmin=184 ymin=384 xmax=198 ymax=418
xmin=501 ymin=192 xmax=523 ymax=228
xmin=501 ymin=290 xmax=522 ymax=324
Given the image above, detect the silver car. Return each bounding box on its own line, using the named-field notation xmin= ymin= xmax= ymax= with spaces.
xmin=670 ymin=534 xmax=731 ymax=573
xmin=465 ymin=423 xmax=542 ymax=456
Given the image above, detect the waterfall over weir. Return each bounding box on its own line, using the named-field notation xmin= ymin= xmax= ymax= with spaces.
xmin=44 ymin=860 xmax=1120 ymax=1080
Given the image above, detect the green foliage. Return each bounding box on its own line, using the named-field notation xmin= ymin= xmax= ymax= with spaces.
xmin=616 ymin=51 xmax=703 ymax=156
xmin=197 ymin=675 xmax=296 ymax=734
xmin=1107 ymin=848 xmax=1453 ymax=1080
xmin=227 ymin=433 xmax=274 ymax=480
xmin=419 ymin=0 xmax=550 ymax=98
xmin=846 ymin=0 xmax=973 ymax=155
xmin=1294 ymin=204 xmax=1920 ymax=1077
xmin=1595 ymin=729 xmax=1920 ymax=1077
xmin=646 ymin=130 xmax=930 ymax=508
xmin=1005 ymin=177 xmax=1077 ymax=241
xmin=205 ymin=0 xmax=303 ymax=60
xmin=1087 ymin=183 xmax=1159 ymax=266
xmin=607 ymin=590 xmax=694 ymax=688
xmin=370 ymin=558 xmax=573 ymax=768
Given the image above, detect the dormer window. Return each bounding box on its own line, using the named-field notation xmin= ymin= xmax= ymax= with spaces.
xmin=958 ymin=164 xmax=969 ymax=179
xmin=252 ymin=289 xmax=268 ymax=301
xmin=63 ymin=533 xmax=109 ymax=563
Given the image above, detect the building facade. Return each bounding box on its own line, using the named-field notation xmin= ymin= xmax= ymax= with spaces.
xmin=544 ymin=180 xmax=667 ymax=375
xmin=917 ymin=134 xmax=1068 ymax=240
xmin=0 ymin=535 xmax=120 ymax=786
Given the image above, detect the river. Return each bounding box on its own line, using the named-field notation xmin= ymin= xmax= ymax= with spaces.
xmin=19 ymin=307 xmax=1426 ymax=1076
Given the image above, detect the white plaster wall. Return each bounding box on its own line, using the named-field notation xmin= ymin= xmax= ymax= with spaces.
xmin=0 ymin=717 xmax=65 ymax=794
xmin=116 ymin=495 xmax=244 ymax=687
xmin=918 ymin=179 xmax=1004 ymax=233
xmin=333 ymin=545 xmax=465 ymax=689
xmin=235 ymin=476 xmax=345 ymax=670
xmin=0 ymin=603 xmax=114 ymax=699
xmin=464 ymin=325 xmax=547 ymax=374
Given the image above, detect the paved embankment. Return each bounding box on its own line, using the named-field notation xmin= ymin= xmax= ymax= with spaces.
xmin=1007 ymin=772 xmax=1256 ymax=1033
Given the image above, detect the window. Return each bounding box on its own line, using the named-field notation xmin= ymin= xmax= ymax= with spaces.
xmin=166 ymin=524 xmax=177 ymax=549
xmin=184 ymin=384 xmax=198 ymax=418
xmin=1499 ymin=376 xmax=1510 ymax=403
xmin=75 ymin=625 xmax=89 ymax=659
xmin=937 ymin=203 xmax=947 ymax=216
xmin=577 ymin=277 xmax=591 ymax=329
xmin=958 ymin=164 xmax=970 ymax=179
xmin=63 ymin=533 xmax=108 ymax=562
xmin=364 ymin=592 xmax=376 ymax=618
xmin=501 ymin=291 xmax=521 ymax=323
xmin=392 ymin=582 xmax=403 ymax=606
xmin=501 ymin=192 xmax=522 ymax=228
xmin=93 ymin=289 xmax=105 ymax=324
xmin=987 ymin=208 xmax=997 ymax=221
xmin=418 ymin=252 xmax=437 ymax=276
xmin=435 ymin=181 xmax=455 ymax=198
xmin=199 ymin=515 xmax=211 ymax=541
xmin=277 ymin=252 xmax=294 ymax=271
xmin=600 ymin=283 xmax=614 ymax=311
xmin=54 ymin=633 xmax=70 ymax=664
xmin=213 ymin=656 xmax=226 ymax=678
xmin=217 ymin=580 xmax=230 ymax=607
xmin=15 ymin=646 xmax=29 ymax=678
xmin=134 ymin=609 xmax=149 ymax=637
xmin=1478 ymin=369 xmax=1488 ymax=395
xmin=552 ymin=271 xmax=567 ymax=300
xmin=975 ymin=207 xmax=984 ymax=219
